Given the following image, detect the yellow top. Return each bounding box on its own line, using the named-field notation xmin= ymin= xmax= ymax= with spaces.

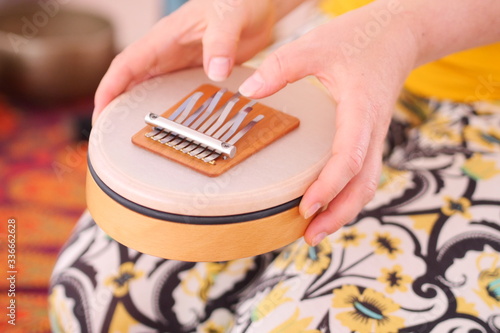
xmin=319 ymin=0 xmax=500 ymax=102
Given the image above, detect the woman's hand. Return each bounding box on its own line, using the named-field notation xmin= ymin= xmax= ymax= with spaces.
xmin=238 ymin=1 xmax=419 ymax=246
xmin=93 ymin=0 xmax=500 ymax=247
xmin=93 ymin=0 xmax=277 ymax=122
xmin=236 ymin=0 xmax=500 ymax=246
xmin=93 ymin=0 xmax=418 ymax=248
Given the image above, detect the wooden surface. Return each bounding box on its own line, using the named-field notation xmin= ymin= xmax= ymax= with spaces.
xmin=132 ymin=84 xmax=300 ymax=177
xmin=87 ymin=169 xmax=312 ymax=262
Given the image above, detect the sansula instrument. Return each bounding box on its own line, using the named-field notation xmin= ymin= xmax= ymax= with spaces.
xmin=87 ymin=66 xmax=335 ymax=262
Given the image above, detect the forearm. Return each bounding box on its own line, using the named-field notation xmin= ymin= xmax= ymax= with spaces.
xmin=402 ymin=0 xmax=500 ymax=66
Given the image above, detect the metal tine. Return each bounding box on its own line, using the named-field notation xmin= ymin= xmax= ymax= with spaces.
xmin=146 ymin=91 xmax=201 ymax=138
xmin=184 ymin=100 xmax=238 ymax=157
xmin=195 ymin=102 xmax=255 ymax=159
xmin=150 ymin=129 xmax=171 ymax=141
xmin=160 ymin=95 xmax=213 ymax=144
xmin=186 ymin=143 xmax=210 ymax=157
xmin=228 ymin=115 xmax=264 ymax=144
xmin=173 ymin=92 xmax=204 ymax=123
xmin=170 ymin=89 xmax=227 ymax=149
xmin=158 ymin=91 xmax=204 ymax=143
xmin=183 ymin=99 xmax=238 ymax=156
xmin=195 ymin=150 xmax=216 ymax=160
xmin=184 ymin=95 xmax=214 ymax=126
xmin=145 ymin=128 xmax=162 ymax=138
xmin=215 ymin=100 xmax=256 ymax=140
xmin=181 ymin=92 xmax=240 ymax=154
xmin=202 ymin=115 xmax=265 ymax=163
xmin=204 ymin=99 xmax=238 ymax=136
xmin=163 ymin=96 xmax=214 ymax=146
xmin=196 ymin=92 xmax=241 ymax=133
xmin=190 ymin=89 xmax=228 ymax=130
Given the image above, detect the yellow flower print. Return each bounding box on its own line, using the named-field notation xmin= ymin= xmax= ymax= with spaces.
xmin=336 ymin=227 xmax=366 ymax=248
xmin=474 ymin=266 xmax=500 ymax=309
xmin=332 ymin=285 xmax=405 ymax=333
xmin=104 ymin=262 xmax=144 ymax=298
xmin=371 ymin=232 xmax=402 ymax=259
xmin=377 ymin=265 xmax=412 ymax=294
xmin=201 ymin=321 xmax=226 ymax=333
xmin=274 ymin=240 xmax=331 ymax=274
xmin=49 ymin=286 xmax=78 ymax=333
xmin=420 ymin=115 xmax=461 ymax=145
xmin=269 ymin=308 xmax=320 ymax=333
xmin=410 ymin=214 xmax=439 ymax=235
xmin=181 ymin=260 xmax=254 ymax=302
xmin=456 ymin=297 xmax=479 ymax=317
xmin=378 ymin=166 xmax=412 ymax=192
xmin=395 ymin=89 xmax=433 ymax=126
xmin=251 ymin=282 xmax=292 ymax=322
xmin=464 ymin=126 xmax=500 ymax=151
xmin=181 ymin=262 xmax=228 ymax=301
xmin=461 ymin=153 xmax=500 ymax=180
xmin=441 ymin=196 xmax=472 ymax=219
xmin=294 ymin=239 xmax=332 ymax=275
xmin=199 ymin=309 xmax=234 ymax=333
xmin=108 ymin=302 xmax=140 ymax=333
xmin=274 ymin=243 xmax=300 ymax=270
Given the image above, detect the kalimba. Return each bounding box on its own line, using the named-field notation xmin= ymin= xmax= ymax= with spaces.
xmin=87 ymin=66 xmax=335 ymax=262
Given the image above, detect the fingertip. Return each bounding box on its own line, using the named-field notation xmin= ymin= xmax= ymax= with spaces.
xmin=207 ymin=56 xmax=232 ymax=82
xmin=299 ymin=177 xmax=333 ymax=220
xmin=92 ymin=91 xmax=110 ymax=124
xmin=202 ymin=17 xmax=240 ymax=82
xmin=238 ymin=71 xmax=265 ymax=97
xmin=302 ymin=202 xmax=322 ymax=220
xmin=304 ymin=211 xmax=343 ymax=246
xmin=309 ymin=232 xmax=327 ymax=247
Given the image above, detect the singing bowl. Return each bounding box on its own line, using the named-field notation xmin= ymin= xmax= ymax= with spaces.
xmin=0 ymin=4 xmax=114 ymax=102
xmin=87 ymin=66 xmax=336 ymax=262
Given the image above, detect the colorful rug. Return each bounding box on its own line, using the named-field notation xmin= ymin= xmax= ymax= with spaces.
xmin=0 ymin=96 xmax=90 ymax=332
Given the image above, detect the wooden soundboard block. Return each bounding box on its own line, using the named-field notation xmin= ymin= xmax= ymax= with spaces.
xmin=132 ymin=84 xmax=300 ymax=177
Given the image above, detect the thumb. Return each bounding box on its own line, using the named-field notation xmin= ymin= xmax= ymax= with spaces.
xmin=203 ymin=4 xmax=247 ymax=82
xmin=238 ymin=40 xmax=315 ymax=98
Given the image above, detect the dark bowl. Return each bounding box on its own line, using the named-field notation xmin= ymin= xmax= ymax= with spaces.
xmin=0 ymin=4 xmax=115 ymax=103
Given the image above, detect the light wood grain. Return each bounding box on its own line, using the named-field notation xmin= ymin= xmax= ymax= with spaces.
xmin=87 ymin=170 xmax=311 ymax=262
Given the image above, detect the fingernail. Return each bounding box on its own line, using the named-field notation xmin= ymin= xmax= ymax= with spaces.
xmin=304 ymin=203 xmax=322 ymax=220
xmin=239 ymin=72 xmax=264 ymax=97
xmin=208 ymin=57 xmax=230 ymax=82
xmin=311 ymin=232 xmax=327 ymax=247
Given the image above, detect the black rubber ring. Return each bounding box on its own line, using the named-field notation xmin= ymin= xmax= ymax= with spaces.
xmin=88 ymin=158 xmax=302 ymax=225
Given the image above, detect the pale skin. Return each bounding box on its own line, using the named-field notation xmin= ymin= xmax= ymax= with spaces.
xmin=93 ymin=0 xmax=500 ymax=246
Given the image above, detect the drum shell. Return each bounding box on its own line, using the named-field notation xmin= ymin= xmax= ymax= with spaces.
xmin=86 ymin=66 xmax=335 ymax=262
xmin=87 ymin=168 xmax=311 ymax=262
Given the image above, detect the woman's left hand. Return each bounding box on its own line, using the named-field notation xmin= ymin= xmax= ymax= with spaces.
xmin=238 ymin=1 xmax=419 ymax=246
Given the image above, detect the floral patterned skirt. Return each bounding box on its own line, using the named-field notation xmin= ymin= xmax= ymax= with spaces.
xmin=49 ymin=92 xmax=500 ymax=333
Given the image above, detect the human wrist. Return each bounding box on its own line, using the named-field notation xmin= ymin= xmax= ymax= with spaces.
xmin=398 ymin=0 xmax=500 ymax=67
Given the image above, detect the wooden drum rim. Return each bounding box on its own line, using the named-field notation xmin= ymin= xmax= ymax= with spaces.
xmin=88 ymin=158 xmax=302 ymax=224
xmin=87 ymin=168 xmax=311 ymax=262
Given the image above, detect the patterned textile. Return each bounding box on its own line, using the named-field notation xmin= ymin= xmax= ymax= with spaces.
xmin=49 ymin=92 xmax=500 ymax=332
xmin=0 ymin=97 xmax=89 ymax=333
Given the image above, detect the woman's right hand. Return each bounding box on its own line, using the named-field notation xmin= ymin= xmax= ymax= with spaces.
xmin=93 ymin=0 xmax=278 ymax=123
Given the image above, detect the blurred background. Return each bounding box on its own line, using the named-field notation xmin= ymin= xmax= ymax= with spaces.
xmin=0 ymin=1 xmax=164 ymax=331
